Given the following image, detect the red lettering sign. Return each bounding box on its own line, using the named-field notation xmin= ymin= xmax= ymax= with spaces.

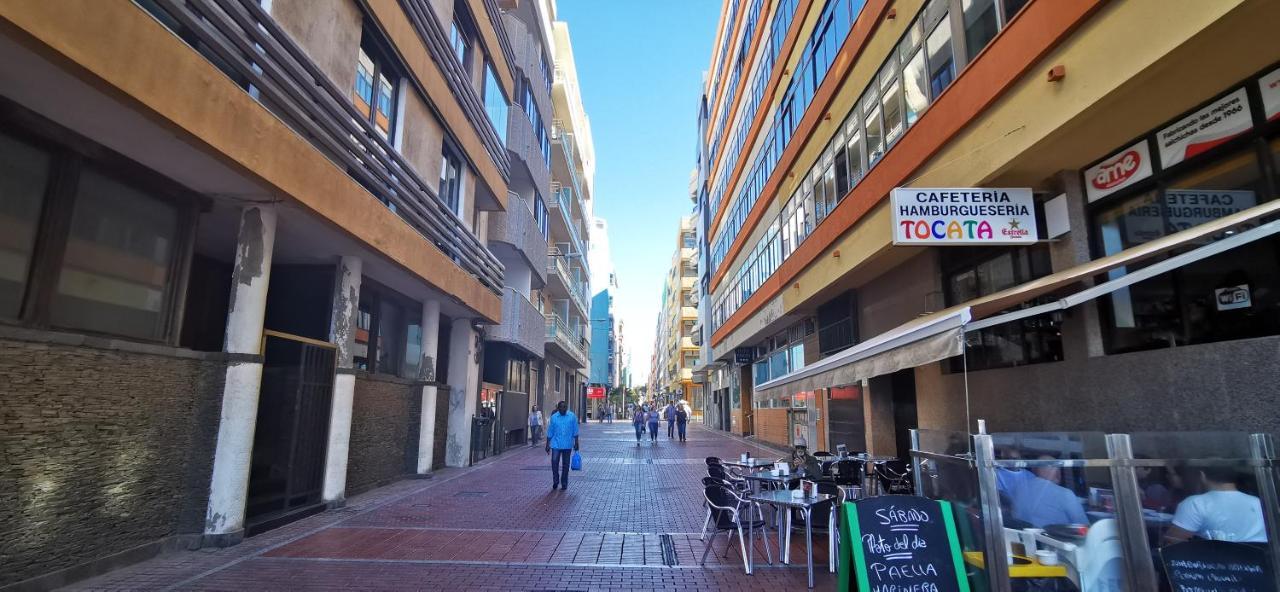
xmin=1091 ymin=150 xmax=1142 ymax=190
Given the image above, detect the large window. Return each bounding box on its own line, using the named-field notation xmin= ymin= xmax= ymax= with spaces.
xmin=354 ymin=33 xmax=399 ymax=141
xmin=944 ymin=246 xmax=1062 ymax=371
xmin=353 ymin=281 xmax=423 ymax=378
xmin=0 ymin=123 xmax=194 ymax=343
xmin=449 ymin=20 xmax=470 ymax=69
xmin=483 ymin=62 xmax=508 ymax=143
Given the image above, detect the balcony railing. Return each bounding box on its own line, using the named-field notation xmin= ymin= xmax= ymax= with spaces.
xmin=547 ymin=255 xmax=589 ymax=315
xmin=545 ymin=314 xmax=588 ymax=366
xmin=550 ymin=120 xmax=589 ymax=212
xmin=548 ymin=184 xmax=587 ymax=256
xmin=145 ymin=0 xmax=504 ymax=293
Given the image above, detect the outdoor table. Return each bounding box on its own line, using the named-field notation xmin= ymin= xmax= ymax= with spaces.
xmin=748 ymin=490 xmax=837 ymax=589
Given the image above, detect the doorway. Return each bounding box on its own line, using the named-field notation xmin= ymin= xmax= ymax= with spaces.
xmin=890 ymin=369 xmax=918 ymax=460
xmin=245 ymin=331 xmax=335 ymax=534
xmin=739 ymin=365 xmax=754 ymax=436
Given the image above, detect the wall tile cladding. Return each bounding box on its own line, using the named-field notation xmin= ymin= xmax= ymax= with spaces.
xmin=502 ymin=14 xmax=552 ymax=194
xmin=346 ymin=375 xmax=421 ymax=495
xmin=0 ymin=338 xmax=225 ymax=587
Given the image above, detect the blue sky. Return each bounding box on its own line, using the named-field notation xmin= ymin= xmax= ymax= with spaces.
xmin=557 ymin=0 xmax=721 ymax=385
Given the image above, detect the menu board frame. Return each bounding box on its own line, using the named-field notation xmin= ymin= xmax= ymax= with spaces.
xmin=839 ymin=495 xmax=970 ymax=592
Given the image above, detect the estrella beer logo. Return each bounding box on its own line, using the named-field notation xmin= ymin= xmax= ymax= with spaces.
xmin=1091 ymin=149 xmax=1142 ymax=191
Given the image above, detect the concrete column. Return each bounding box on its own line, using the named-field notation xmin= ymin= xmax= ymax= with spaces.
xmin=322 ymin=256 xmax=362 ymax=505
xmin=445 ymin=318 xmax=480 ymax=467
xmin=416 ymin=299 xmax=442 ymax=474
xmin=204 ymin=204 xmax=276 ymax=546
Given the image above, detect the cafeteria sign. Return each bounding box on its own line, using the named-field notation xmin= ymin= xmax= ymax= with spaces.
xmin=892 ymin=188 xmax=1037 ymax=245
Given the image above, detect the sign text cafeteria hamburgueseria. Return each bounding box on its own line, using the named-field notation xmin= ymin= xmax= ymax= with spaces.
xmin=891 ymin=188 xmax=1037 ymax=245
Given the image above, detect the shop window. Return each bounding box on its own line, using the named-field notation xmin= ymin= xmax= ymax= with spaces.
xmin=49 ymin=167 xmax=179 ymax=341
xmin=0 ymin=132 xmax=50 ymax=319
xmin=352 ymin=282 xmax=422 ymax=378
xmin=1094 ymin=147 xmax=1277 ymax=353
xmin=944 ymin=246 xmax=1061 ymax=371
xmin=439 ymin=144 xmax=463 ymax=214
xmin=354 ymin=33 xmax=399 ymax=141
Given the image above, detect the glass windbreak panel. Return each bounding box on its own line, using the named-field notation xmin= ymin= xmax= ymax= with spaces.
xmin=962 ymin=0 xmax=1000 ymax=61
xmin=0 ymin=132 xmax=50 ymax=318
xmin=1128 ymin=432 xmax=1271 ymax=587
xmin=913 ymin=430 xmax=988 ymax=589
xmin=926 ymin=18 xmax=956 ymax=97
xmin=50 ymin=168 xmax=177 ymax=340
xmin=903 ymin=48 xmax=930 ymax=126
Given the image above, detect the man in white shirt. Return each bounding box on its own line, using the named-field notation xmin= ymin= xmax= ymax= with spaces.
xmin=1165 ymin=466 xmax=1267 ymax=544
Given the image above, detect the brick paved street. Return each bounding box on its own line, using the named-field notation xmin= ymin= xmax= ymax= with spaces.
xmin=64 ymin=423 xmax=837 ymax=591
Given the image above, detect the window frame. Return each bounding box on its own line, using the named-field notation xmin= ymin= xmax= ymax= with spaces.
xmin=0 ymin=103 xmax=199 ymax=345
xmin=355 ymin=29 xmax=402 ymax=143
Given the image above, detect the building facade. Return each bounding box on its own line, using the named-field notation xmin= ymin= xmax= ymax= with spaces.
xmin=540 ymin=14 xmax=594 ymax=419
xmin=0 ymin=0 xmax=596 ymax=587
xmin=694 ymin=0 xmax=1280 ymax=455
xmin=650 ymin=216 xmax=701 ymax=413
xmin=588 ymin=217 xmax=619 ymax=417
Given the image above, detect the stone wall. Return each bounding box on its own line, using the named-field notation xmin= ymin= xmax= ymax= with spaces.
xmin=0 ymin=334 xmax=225 ymax=587
xmin=346 ymin=375 xmax=419 ymax=495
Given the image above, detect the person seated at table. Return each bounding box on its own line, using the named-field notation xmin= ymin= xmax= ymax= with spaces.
xmin=996 ymin=454 xmax=1088 ymax=528
xmin=1134 ymin=457 xmax=1177 ymax=512
xmin=1163 ymin=466 xmax=1267 ymax=544
xmin=790 ymin=436 xmax=824 ymax=478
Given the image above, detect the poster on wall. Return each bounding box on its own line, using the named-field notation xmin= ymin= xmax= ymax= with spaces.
xmin=891 ymin=188 xmax=1037 ymax=245
xmin=1156 ymin=87 xmax=1253 ymax=168
xmin=1085 ymin=140 xmax=1154 ymax=203
xmin=1259 ymin=66 xmax=1280 ymax=122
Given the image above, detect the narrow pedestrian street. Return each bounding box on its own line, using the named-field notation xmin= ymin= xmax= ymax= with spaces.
xmin=64 ymin=423 xmax=835 ymax=591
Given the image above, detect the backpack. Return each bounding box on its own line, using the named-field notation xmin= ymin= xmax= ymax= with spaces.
xmin=676 ymin=407 xmax=688 ymax=421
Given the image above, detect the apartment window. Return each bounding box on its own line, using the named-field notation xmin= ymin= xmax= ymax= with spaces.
xmin=926 ymin=15 xmax=956 ymax=98
xmin=0 ymin=120 xmax=195 ymax=343
xmin=817 ymin=291 xmax=856 ymax=356
xmin=353 ymin=282 xmax=423 ymax=378
xmin=354 ymin=33 xmax=399 ymax=141
xmin=483 ymin=62 xmax=509 ymax=143
xmin=450 ymin=20 xmax=470 ymax=69
xmin=879 ymin=59 xmax=905 ymax=144
xmin=534 ymin=195 xmax=549 ymax=239
xmin=682 ymin=232 xmax=697 ymax=248
xmin=944 ymin=246 xmax=1061 ymax=371
xmin=863 ymin=89 xmax=884 ymax=165
xmin=0 ymin=132 xmax=49 ymax=318
xmin=439 ymin=144 xmax=463 ymax=214
xmin=899 ymin=19 xmax=930 ymax=126
xmin=962 ymin=0 xmax=1000 ymax=61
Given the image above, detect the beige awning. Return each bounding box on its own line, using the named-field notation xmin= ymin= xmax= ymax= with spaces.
xmin=755 ymin=199 xmax=1280 ymax=398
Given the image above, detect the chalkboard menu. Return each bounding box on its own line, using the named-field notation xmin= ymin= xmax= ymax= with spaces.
xmin=840 ymin=495 xmax=968 ymax=592
xmin=1161 ymin=540 xmax=1273 ymax=592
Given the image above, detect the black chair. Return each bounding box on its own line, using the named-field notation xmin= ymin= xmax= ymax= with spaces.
xmin=831 ymin=459 xmax=865 ymax=488
xmin=708 ymin=463 xmax=750 ymax=492
xmin=875 ymin=460 xmax=914 ymax=494
xmin=701 ymin=483 xmax=773 ymax=573
xmin=706 ymin=456 xmax=722 ymax=466
xmin=813 ymin=450 xmax=833 ymax=458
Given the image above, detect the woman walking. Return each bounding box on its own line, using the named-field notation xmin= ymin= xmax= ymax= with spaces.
xmin=528 ymin=405 xmax=543 ymax=446
xmin=632 ymin=407 xmax=646 ymax=446
xmin=646 ymin=405 xmax=660 ymax=444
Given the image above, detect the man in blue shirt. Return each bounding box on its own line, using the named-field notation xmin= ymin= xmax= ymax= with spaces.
xmin=545 ymin=400 xmax=580 ymax=491
xmin=996 ymin=455 xmax=1088 ymax=528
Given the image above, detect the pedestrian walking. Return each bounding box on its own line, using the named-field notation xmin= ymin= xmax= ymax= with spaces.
xmin=632 ymin=407 xmax=645 ymax=445
xmin=528 ymin=405 xmax=543 ymax=446
xmin=545 ymin=400 xmax=580 ymax=491
xmin=664 ymin=402 xmax=677 ymax=438
xmin=676 ymin=403 xmax=689 ymax=442
xmin=646 ymin=406 xmax=660 ymax=443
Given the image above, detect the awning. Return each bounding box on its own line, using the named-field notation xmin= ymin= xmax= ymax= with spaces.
xmin=755 ymin=199 xmax=1280 ymax=397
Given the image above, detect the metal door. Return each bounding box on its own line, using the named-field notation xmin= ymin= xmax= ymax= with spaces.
xmin=245 ymin=331 xmax=335 ymax=532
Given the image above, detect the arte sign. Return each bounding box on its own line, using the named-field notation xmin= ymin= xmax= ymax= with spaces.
xmin=1086 ymin=140 xmax=1153 ymax=202
xmin=586 ymin=386 xmax=605 ymax=399
xmin=1157 ymin=87 xmax=1252 ymax=169
xmin=1261 ymin=67 xmax=1280 ymax=122
xmin=891 ymin=188 xmax=1037 ymax=245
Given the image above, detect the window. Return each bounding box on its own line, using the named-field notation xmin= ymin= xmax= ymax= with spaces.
xmin=926 ymin=17 xmax=956 ymax=98
xmin=0 ymin=120 xmax=195 ymax=343
xmin=683 ymin=232 xmax=697 ymax=248
xmin=449 ymin=20 xmax=470 ymax=69
xmin=354 ymin=34 xmax=399 ymax=141
xmin=439 ymin=144 xmax=463 ymax=214
xmin=0 ymin=132 xmax=50 ymax=318
xmin=901 ymin=44 xmax=930 ymax=126
xmin=352 ymin=282 xmax=423 ymax=378
xmin=534 ymin=195 xmax=549 ymax=240
xmin=863 ymin=89 xmax=884 ymax=165
xmin=817 ymin=291 xmax=856 ymax=356
xmin=962 ymin=0 xmax=1000 ymax=61
xmin=49 ymin=167 xmax=179 ymax=341
xmin=879 ymin=59 xmax=904 ymax=144
xmin=483 ymin=63 xmax=508 ymax=142
xmin=944 ymin=246 xmax=1061 ymax=371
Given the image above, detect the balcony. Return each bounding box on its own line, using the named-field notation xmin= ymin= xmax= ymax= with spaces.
xmin=546 ymin=255 xmax=589 ymax=316
xmin=488 ymin=193 xmax=548 ymax=287
xmin=548 ymin=184 xmax=587 ymax=257
xmin=550 ymin=121 xmax=589 ymax=215
xmin=142 ymin=0 xmax=504 ymax=292
xmin=485 ymin=288 xmax=545 ymax=357
xmin=546 ymin=314 xmax=588 ymax=369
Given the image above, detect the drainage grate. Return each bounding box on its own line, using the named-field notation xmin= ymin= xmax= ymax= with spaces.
xmin=659 ymin=533 xmax=678 ymax=566
xmin=453 ymin=491 xmax=488 ymax=498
